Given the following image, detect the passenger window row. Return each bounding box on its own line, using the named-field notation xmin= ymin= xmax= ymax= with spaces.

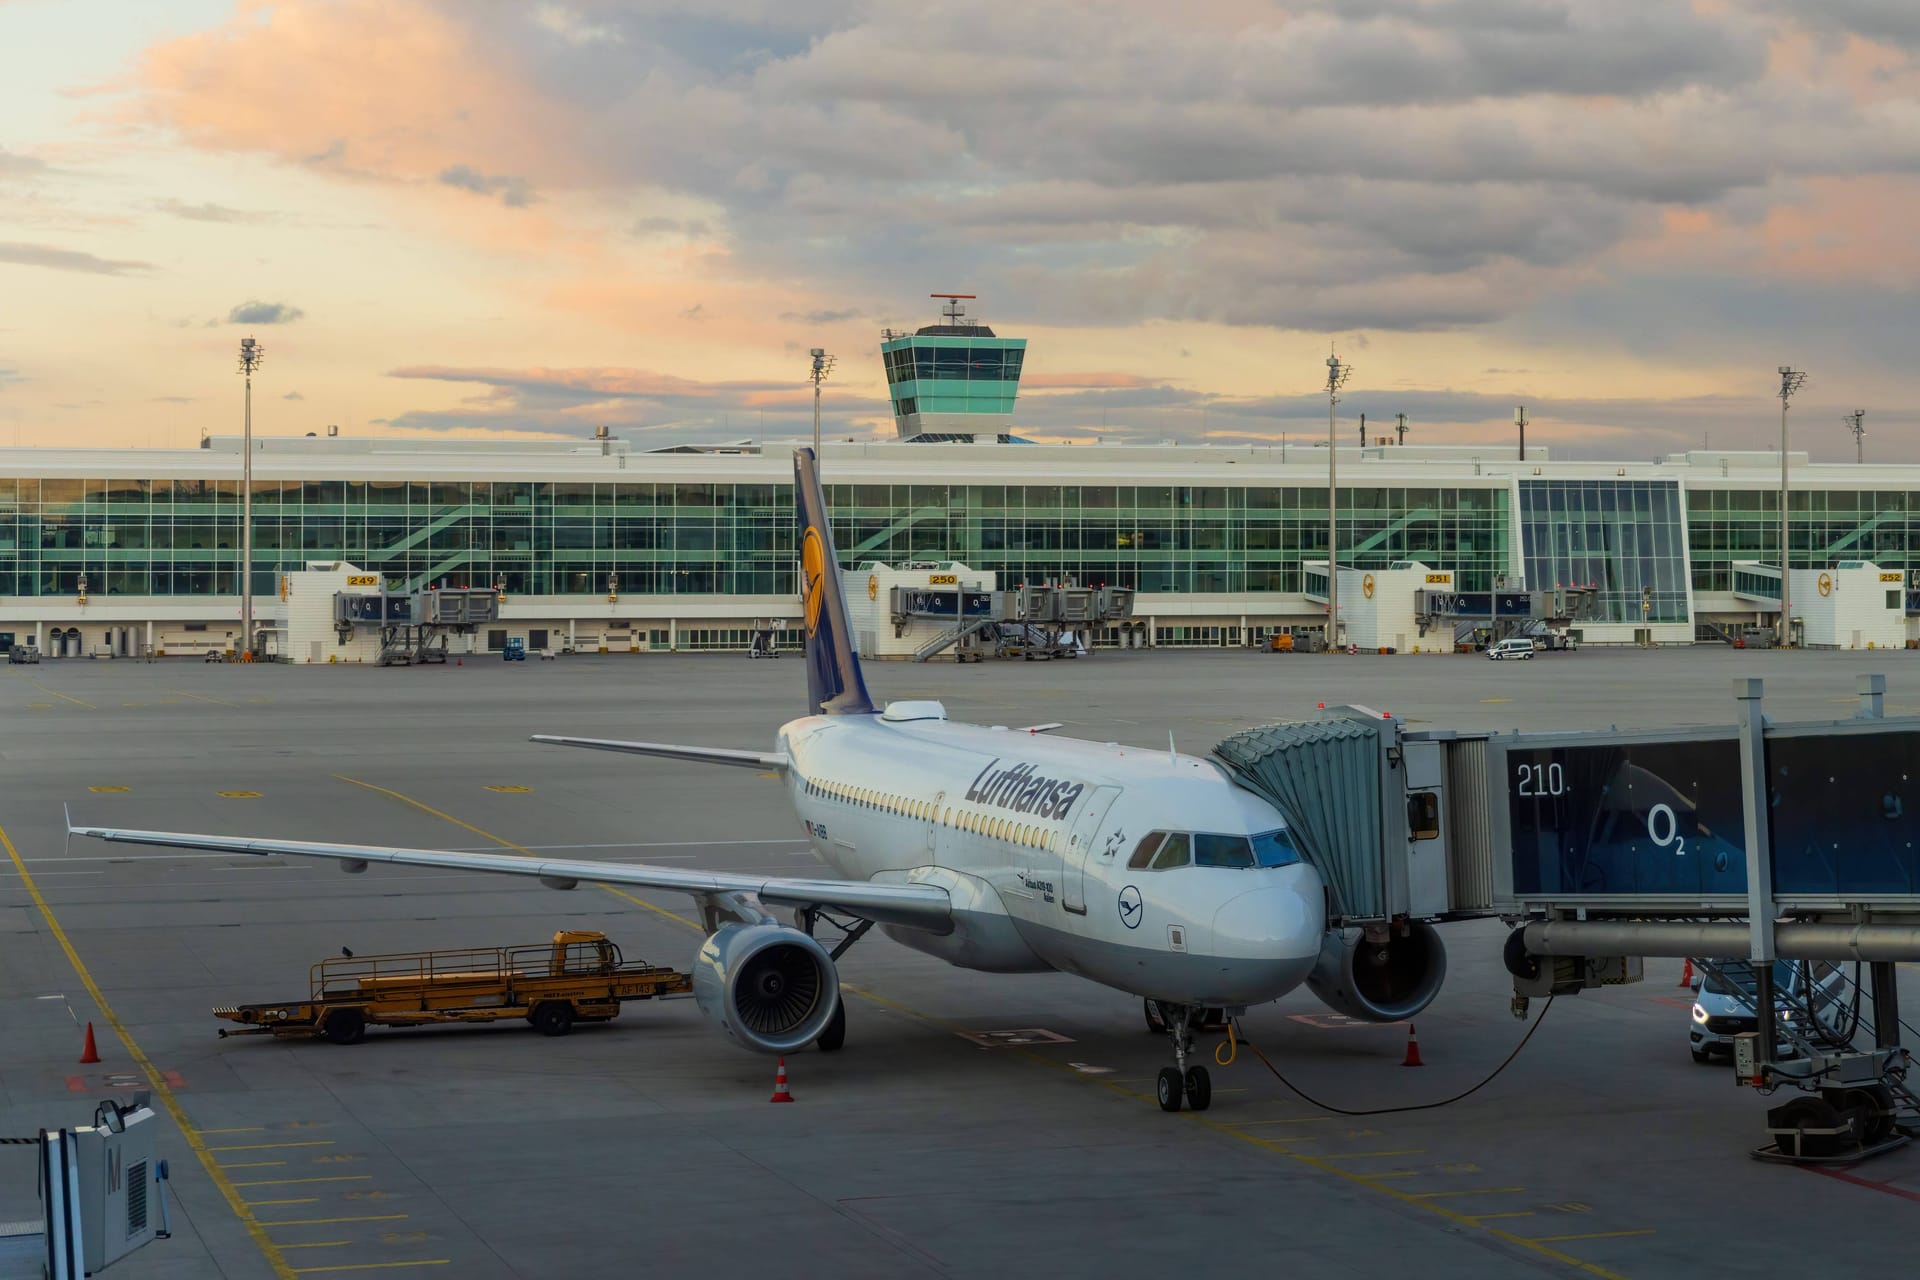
xmin=802 ymin=776 xmax=1061 ymax=850
xmin=1126 ymin=828 xmax=1302 ymax=871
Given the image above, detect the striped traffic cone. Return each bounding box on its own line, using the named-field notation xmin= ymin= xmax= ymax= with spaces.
xmin=79 ymin=1022 xmax=101 ymax=1064
xmin=769 ymin=1056 xmax=794 ymax=1103
xmin=1401 ymin=1023 xmax=1423 ymax=1068
xmin=1679 ymin=958 xmax=1694 ymax=987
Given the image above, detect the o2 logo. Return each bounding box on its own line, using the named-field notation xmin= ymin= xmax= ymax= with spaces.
xmin=1646 ymin=803 xmax=1685 ymax=857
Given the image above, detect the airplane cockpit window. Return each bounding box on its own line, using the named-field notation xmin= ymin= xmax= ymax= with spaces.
xmin=1129 ymin=832 xmax=1168 ymax=868
xmin=1250 ymin=829 xmax=1301 ymax=868
xmin=1149 ymin=832 xmax=1191 ymax=870
xmin=1194 ymin=833 xmax=1256 ymax=868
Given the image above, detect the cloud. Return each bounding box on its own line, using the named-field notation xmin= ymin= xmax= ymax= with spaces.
xmin=1023 ymin=372 xmax=1160 ymax=390
xmin=151 ymin=395 xmax=197 ymax=404
xmin=157 ymin=198 xmax=274 ymax=223
xmin=438 ymin=163 xmax=536 ymax=207
xmin=0 ymin=147 xmax=47 ymax=179
xmin=779 ymin=308 xmax=860 ymax=325
xmin=283 ymin=391 xmax=305 ymax=400
xmin=679 ymin=302 xmax=707 ymax=321
xmin=0 ymin=242 xmax=150 ymax=275
xmin=226 ymin=300 xmax=305 ymax=324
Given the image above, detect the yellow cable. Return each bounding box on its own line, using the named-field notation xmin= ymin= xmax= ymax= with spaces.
xmin=1215 ymin=1018 xmax=1238 ymax=1067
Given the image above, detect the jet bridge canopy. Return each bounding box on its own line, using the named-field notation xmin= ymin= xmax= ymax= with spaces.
xmin=1213 ymin=718 xmax=1388 ymax=921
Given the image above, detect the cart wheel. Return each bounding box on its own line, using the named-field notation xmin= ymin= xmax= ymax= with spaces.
xmin=532 ymin=1002 xmax=574 ymax=1037
xmin=323 ymin=1008 xmax=366 ymax=1045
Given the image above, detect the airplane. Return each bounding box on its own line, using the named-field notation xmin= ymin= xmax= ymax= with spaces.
xmin=71 ymin=447 xmax=1447 ymax=1113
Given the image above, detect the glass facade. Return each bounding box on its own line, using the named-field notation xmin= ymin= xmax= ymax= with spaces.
xmin=881 ymin=335 xmax=1028 ymax=421
xmin=1687 ymin=487 xmax=1920 ymax=592
xmin=1518 ymin=480 xmax=1688 ymax=624
xmin=0 ymin=475 xmax=1512 ymax=600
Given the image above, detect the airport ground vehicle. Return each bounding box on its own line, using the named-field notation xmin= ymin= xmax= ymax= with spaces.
xmin=502 ymin=637 xmax=527 ymax=661
xmin=212 ymin=930 xmax=691 ymax=1043
xmin=1688 ymin=959 xmax=1847 ymax=1063
xmin=1487 ymin=637 xmax=1536 ymax=660
xmin=7 ymin=645 xmax=38 ymax=664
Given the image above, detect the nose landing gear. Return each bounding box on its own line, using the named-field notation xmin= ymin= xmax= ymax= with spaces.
xmin=1146 ymin=1000 xmax=1213 ymax=1113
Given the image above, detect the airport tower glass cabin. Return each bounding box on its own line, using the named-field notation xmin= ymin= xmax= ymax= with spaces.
xmin=880 ymin=295 xmax=1029 ymax=442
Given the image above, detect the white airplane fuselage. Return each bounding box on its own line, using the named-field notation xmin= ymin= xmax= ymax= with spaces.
xmin=780 ymin=707 xmax=1327 ymax=1008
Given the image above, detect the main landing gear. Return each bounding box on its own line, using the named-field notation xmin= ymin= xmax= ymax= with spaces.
xmin=1145 ymin=999 xmax=1213 ymax=1113
xmin=797 ymin=906 xmax=872 ymax=1054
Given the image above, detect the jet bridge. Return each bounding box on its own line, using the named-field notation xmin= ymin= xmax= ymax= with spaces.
xmin=334 ymin=587 xmax=498 ymax=666
xmin=1216 ymin=673 xmax=1920 ymax=1161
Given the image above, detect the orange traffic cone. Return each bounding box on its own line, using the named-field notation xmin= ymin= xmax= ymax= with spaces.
xmin=1401 ymin=1023 xmax=1423 ymax=1068
xmin=79 ymin=1022 xmax=101 ymax=1064
xmin=769 ymin=1056 xmax=794 ymax=1103
xmin=1679 ymin=958 xmax=1694 ymax=987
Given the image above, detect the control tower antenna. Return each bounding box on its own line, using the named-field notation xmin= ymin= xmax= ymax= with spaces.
xmin=930 ymin=292 xmax=977 ymax=326
xmin=1325 ymin=346 xmax=1352 ymax=648
xmin=236 ymin=336 xmax=263 ymax=659
xmin=808 ymin=347 xmax=836 ymax=464
xmin=1777 ymin=366 xmax=1809 ymax=648
xmin=1844 ymin=409 xmax=1866 ymax=464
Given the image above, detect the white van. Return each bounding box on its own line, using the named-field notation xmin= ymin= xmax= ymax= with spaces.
xmin=1487 ymin=637 xmax=1535 ymax=661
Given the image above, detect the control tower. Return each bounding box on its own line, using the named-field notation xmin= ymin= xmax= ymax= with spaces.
xmin=880 ymin=294 xmax=1029 ymax=441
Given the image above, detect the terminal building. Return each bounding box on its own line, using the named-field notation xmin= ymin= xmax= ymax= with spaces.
xmin=3 ymin=301 xmax=1918 ymax=658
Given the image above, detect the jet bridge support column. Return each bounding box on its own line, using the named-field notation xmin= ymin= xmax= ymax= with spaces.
xmin=1735 ymin=677 xmax=1778 ymax=1079
xmin=1856 ymin=673 xmax=1903 ymax=1051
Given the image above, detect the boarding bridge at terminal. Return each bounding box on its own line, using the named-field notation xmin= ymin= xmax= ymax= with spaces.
xmin=332 ymin=586 xmax=498 ymax=666
xmin=1218 ymin=674 xmax=1920 ymax=1162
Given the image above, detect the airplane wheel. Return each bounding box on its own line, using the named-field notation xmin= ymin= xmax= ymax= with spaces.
xmin=1156 ymin=1067 xmax=1184 ymax=1113
xmin=1184 ymin=1066 xmax=1212 ymax=1112
xmin=816 ymin=1000 xmax=846 ymax=1052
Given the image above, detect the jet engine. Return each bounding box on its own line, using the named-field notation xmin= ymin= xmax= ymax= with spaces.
xmin=1306 ymin=921 xmax=1447 ymax=1022
xmin=692 ymin=923 xmax=840 ymax=1053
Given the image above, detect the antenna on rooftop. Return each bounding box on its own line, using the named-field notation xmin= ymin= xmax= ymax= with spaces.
xmin=931 ymin=293 xmax=977 ymax=326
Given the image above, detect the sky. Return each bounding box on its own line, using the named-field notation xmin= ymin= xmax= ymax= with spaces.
xmin=2 ymin=0 xmax=1918 ymax=460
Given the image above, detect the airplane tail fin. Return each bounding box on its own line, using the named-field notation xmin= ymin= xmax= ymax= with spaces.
xmin=793 ymin=447 xmax=875 ymax=716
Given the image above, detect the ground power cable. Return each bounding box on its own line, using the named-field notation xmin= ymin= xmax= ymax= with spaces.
xmin=1218 ymin=995 xmax=1556 ymax=1117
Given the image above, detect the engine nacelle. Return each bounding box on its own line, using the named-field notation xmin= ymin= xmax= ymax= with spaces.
xmin=1306 ymin=921 xmax=1447 ymax=1022
xmin=692 ymin=923 xmax=840 ymax=1053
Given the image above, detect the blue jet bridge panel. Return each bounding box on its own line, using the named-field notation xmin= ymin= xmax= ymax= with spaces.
xmin=1503 ymin=726 xmax=1920 ymax=903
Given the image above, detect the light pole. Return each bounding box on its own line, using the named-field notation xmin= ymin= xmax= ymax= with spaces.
xmin=1777 ymin=366 xmax=1808 ymax=648
xmin=237 ymin=336 xmax=263 ymax=658
xmin=1395 ymin=412 xmax=1408 ymax=446
xmin=1325 ymin=349 xmax=1352 ymax=649
xmin=1845 ymin=409 xmax=1866 ymax=464
xmin=808 ymin=348 xmax=835 ymax=460
xmin=1514 ymin=405 xmax=1528 ymax=461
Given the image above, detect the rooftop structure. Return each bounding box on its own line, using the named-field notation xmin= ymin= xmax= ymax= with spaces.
xmin=879 ymin=295 xmax=1028 ymax=441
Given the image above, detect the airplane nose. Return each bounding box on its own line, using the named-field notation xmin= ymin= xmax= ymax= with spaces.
xmin=1211 ymin=882 xmax=1322 ymax=960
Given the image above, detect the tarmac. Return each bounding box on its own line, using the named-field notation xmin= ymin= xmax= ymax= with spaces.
xmin=4 ymin=645 xmax=1919 ymax=1279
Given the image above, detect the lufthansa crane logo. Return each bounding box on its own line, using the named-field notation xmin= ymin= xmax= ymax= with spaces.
xmin=1818 ymin=572 xmax=1833 ymax=597
xmin=1362 ymin=573 xmax=1376 ymax=599
xmin=1117 ymin=885 xmax=1143 ymax=929
xmin=801 ymin=527 xmax=828 ymax=635
xmin=867 ymin=573 xmax=879 ymax=601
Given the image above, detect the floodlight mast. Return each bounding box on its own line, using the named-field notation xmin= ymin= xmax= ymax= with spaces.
xmin=1325 ymin=348 xmax=1352 ymax=649
xmin=1395 ymin=412 xmax=1408 ymax=446
xmin=1777 ymin=366 xmax=1809 ymax=648
xmin=1845 ymin=409 xmax=1866 ymax=465
xmin=1514 ymin=405 xmax=1528 ymax=461
xmin=236 ymin=337 xmax=263 ymax=658
xmin=808 ymin=347 xmax=836 ymax=463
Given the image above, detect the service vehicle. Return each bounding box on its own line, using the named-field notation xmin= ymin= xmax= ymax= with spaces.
xmin=212 ymin=930 xmax=692 ymax=1043
xmin=1688 ymin=959 xmax=1848 ymax=1063
xmin=502 ymin=636 xmax=527 ymax=661
xmin=7 ymin=644 xmax=38 ymax=664
xmin=1487 ymin=637 xmax=1536 ymax=661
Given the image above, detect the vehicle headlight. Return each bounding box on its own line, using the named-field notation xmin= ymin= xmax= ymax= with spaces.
xmin=1692 ymin=1003 xmax=1708 ymax=1023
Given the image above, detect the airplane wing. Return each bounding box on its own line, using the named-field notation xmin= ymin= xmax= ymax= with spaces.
xmin=66 ymin=823 xmax=950 ymax=933
xmin=531 ymin=735 xmax=787 ymax=770
xmin=1014 ymin=722 xmax=1064 ymax=735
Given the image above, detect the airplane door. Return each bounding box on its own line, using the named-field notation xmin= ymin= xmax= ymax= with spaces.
xmin=1061 ymin=786 xmax=1121 ymax=916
